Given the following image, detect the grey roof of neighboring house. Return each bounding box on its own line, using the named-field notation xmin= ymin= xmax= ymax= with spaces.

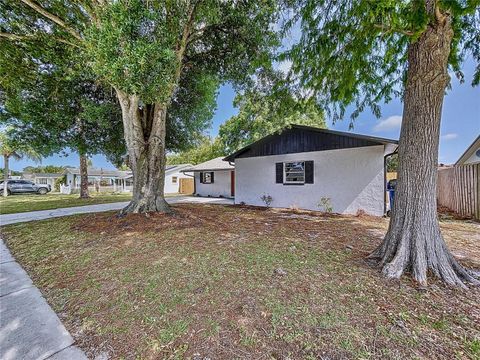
xmin=181 ymin=157 xmax=234 ymax=172
xmin=166 ymin=164 xmax=193 ymax=174
xmin=455 ymin=135 xmax=480 ymax=165
xmin=24 ymin=173 xmax=63 ymax=178
xmin=120 ymin=164 xmax=193 ymax=179
xmin=64 ymin=167 xmax=131 ymax=177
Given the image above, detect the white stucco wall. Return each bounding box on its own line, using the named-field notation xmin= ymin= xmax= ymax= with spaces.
xmin=235 ymin=145 xmax=386 ymax=216
xmin=164 ymin=171 xmax=191 ymax=194
xmin=195 ymin=170 xmax=233 ymax=198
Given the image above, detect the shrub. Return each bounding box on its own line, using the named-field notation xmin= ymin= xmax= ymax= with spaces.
xmin=317 ymin=197 xmax=333 ymax=213
xmin=260 ymin=194 xmax=273 ymax=207
xmin=54 ymin=175 xmax=67 ymax=192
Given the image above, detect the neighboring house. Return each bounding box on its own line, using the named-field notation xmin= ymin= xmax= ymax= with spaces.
xmin=164 ymin=164 xmax=193 ymax=194
xmin=64 ymin=167 xmax=131 ymax=192
xmin=224 ymin=125 xmax=398 ymax=216
xmin=23 ymin=173 xmax=63 ymax=188
xmin=121 ymin=164 xmax=193 ymax=194
xmin=182 ymin=157 xmax=235 ymax=198
xmin=455 ymin=135 xmax=480 ymax=166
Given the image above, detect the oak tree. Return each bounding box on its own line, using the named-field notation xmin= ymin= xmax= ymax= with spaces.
xmin=285 ymin=0 xmax=480 ymax=287
xmin=1 ymin=0 xmax=280 ymax=213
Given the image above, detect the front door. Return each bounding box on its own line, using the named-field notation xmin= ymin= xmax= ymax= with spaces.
xmin=230 ymin=171 xmax=235 ymax=197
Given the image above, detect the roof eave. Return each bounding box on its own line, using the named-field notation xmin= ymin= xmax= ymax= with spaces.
xmin=223 ymin=124 xmax=398 ymax=162
xmin=455 ymin=135 xmax=480 ymax=165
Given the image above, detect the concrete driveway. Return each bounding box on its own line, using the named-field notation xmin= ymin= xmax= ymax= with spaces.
xmin=0 ymin=196 xmax=234 ymax=226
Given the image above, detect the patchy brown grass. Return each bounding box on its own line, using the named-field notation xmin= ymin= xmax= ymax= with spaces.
xmin=2 ymin=204 xmax=479 ymax=360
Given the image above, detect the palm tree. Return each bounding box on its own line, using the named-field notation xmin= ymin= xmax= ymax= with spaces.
xmin=0 ymin=130 xmax=41 ymax=196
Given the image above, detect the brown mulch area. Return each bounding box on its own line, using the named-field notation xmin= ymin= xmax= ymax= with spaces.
xmin=2 ymin=204 xmax=480 ymax=360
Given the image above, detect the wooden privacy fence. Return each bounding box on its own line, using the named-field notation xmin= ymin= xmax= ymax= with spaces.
xmin=437 ymin=164 xmax=480 ymax=220
xmin=179 ymin=178 xmax=194 ymax=195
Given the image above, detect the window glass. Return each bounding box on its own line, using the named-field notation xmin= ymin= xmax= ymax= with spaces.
xmin=203 ymin=172 xmax=212 ymax=184
xmin=284 ymin=162 xmax=305 ymax=183
xmin=38 ymin=178 xmax=48 ymax=184
xmin=172 ymin=176 xmax=178 ymax=184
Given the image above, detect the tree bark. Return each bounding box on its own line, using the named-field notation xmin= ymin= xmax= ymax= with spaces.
xmin=3 ymin=154 xmax=9 ymax=197
xmin=79 ymin=153 xmax=89 ymax=199
xmin=369 ymin=9 xmax=479 ymax=288
xmin=116 ymin=89 xmax=171 ymax=214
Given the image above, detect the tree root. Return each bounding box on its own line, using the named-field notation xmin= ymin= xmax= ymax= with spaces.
xmin=369 ymin=229 xmax=480 ymax=289
xmin=120 ymin=196 xmax=173 ymax=215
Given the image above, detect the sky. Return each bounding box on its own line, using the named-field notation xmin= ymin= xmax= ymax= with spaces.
xmin=3 ymin=59 xmax=479 ymax=172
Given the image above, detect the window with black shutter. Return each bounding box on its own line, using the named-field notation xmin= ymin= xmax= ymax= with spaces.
xmin=277 ymin=161 xmax=314 ymax=185
xmin=305 ymin=161 xmax=314 ymax=184
xmin=202 ymin=172 xmax=214 ymax=184
xmin=275 ymin=163 xmax=283 ymax=183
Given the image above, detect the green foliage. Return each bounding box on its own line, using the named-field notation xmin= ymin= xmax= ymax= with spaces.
xmin=386 ymin=154 xmax=399 ymax=172
xmin=282 ymin=0 xmax=480 ymax=122
xmin=0 ymin=168 xmax=22 ymax=177
xmin=317 ymin=197 xmax=333 ymax=213
xmin=0 ymin=129 xmax=41 ymax=162
xmin=1 ymin=1 xmax=281 ymax=158
xmin=84 ymin=0 xmax=178 ymax=103
xmin=54 ymin=175 xmax=67 ymax=192
xmin=167 ymin=137 xmax=224 ymax=165
xmin=219 ymin=70 xmax=326 ymax=153
xmin=23 ymin=165 xmax=68 ymax=174
xmin=0 ymin=38 xmax=126 ymax=165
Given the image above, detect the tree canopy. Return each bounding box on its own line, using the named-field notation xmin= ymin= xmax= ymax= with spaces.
xmin=1 ymin=0 xmax=282 ymax=213
xmin=219 ymin=71 xmax=326 ymax=153
xmin=167 ymin=137 xmax=224 ymax=165
xmin=22 ymin=165 xmax=70 ymax=174
xmin=282 ymin=0 xmax=480 ymax=122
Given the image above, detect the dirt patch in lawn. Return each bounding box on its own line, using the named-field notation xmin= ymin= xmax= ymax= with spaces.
xmin=2 ymin=204 xmax=479 ymax=360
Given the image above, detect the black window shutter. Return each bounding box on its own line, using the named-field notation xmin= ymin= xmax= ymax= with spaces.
xmin=275 ymin=163 xmax=283 ymax=183
xmin=210 ymin=172 xmax=214 ymax=183
xmin=199 ymin=172 xmax=204 ymax=184
xmin=305 ymin=161 xmax=314 ymax=184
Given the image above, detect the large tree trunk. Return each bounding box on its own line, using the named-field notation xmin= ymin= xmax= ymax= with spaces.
xmin=3 ymin=154 xmax=9 ymax=197
xmin=369 ymin=9 xmax=478 ymax=288
xmin=79 ymin=153 xmax=89 ymax=199
xmin=116 ymin=89 xmax=171 ymax=214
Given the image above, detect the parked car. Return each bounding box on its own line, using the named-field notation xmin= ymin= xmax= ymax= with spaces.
xmin=0 ymin=180 xmax=51 ymax=196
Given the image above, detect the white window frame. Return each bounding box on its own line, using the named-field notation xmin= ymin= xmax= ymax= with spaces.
xmin=37 ymin=178 xmax=48 ymax=185
xmin=172 ymin=176 xmax=178 ymax=184
xmin=283 ymin=161 xmax=305 ymax=184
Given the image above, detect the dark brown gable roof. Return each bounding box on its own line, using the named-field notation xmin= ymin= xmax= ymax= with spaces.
xmin=223 ymin=124 xmax=398 ymax=162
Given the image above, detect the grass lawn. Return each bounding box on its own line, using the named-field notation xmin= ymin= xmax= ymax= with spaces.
xmin=1 ymin=204 xmax=479 ymax=359
xmin=0 ymin=192 xmax=132 ymax=215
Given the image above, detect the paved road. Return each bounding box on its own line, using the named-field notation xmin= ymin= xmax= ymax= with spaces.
xmin=0 ymin=196 xmax=234 ymax=226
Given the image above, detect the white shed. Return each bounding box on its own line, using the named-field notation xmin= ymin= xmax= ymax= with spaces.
xmin=224 ymin=125 xmax=398 ymax=216
xmin=182 ymin=157 xmax=235 ymax=198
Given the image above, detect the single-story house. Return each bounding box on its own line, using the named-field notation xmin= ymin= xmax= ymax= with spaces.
xmin=224 ymin=125 xmax=398 ymax=216
xmin=23 ymin=173 xmax=63 ymax=187
xmin=455 ymin=135 xmax=480 ymax=166
xmin=182 ymin=157 xmax=235 ymax=198
xmin=64 ymin=167 xmax=130 ymax=192
xmin=121 ymin=164 xmax=193 ymax=194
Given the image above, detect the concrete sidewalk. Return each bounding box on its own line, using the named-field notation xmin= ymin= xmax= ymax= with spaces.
xmin=0 ymin=196 xmax=234 ymax=226
xmin=0 ymin=240 xmax=87 ymax=360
